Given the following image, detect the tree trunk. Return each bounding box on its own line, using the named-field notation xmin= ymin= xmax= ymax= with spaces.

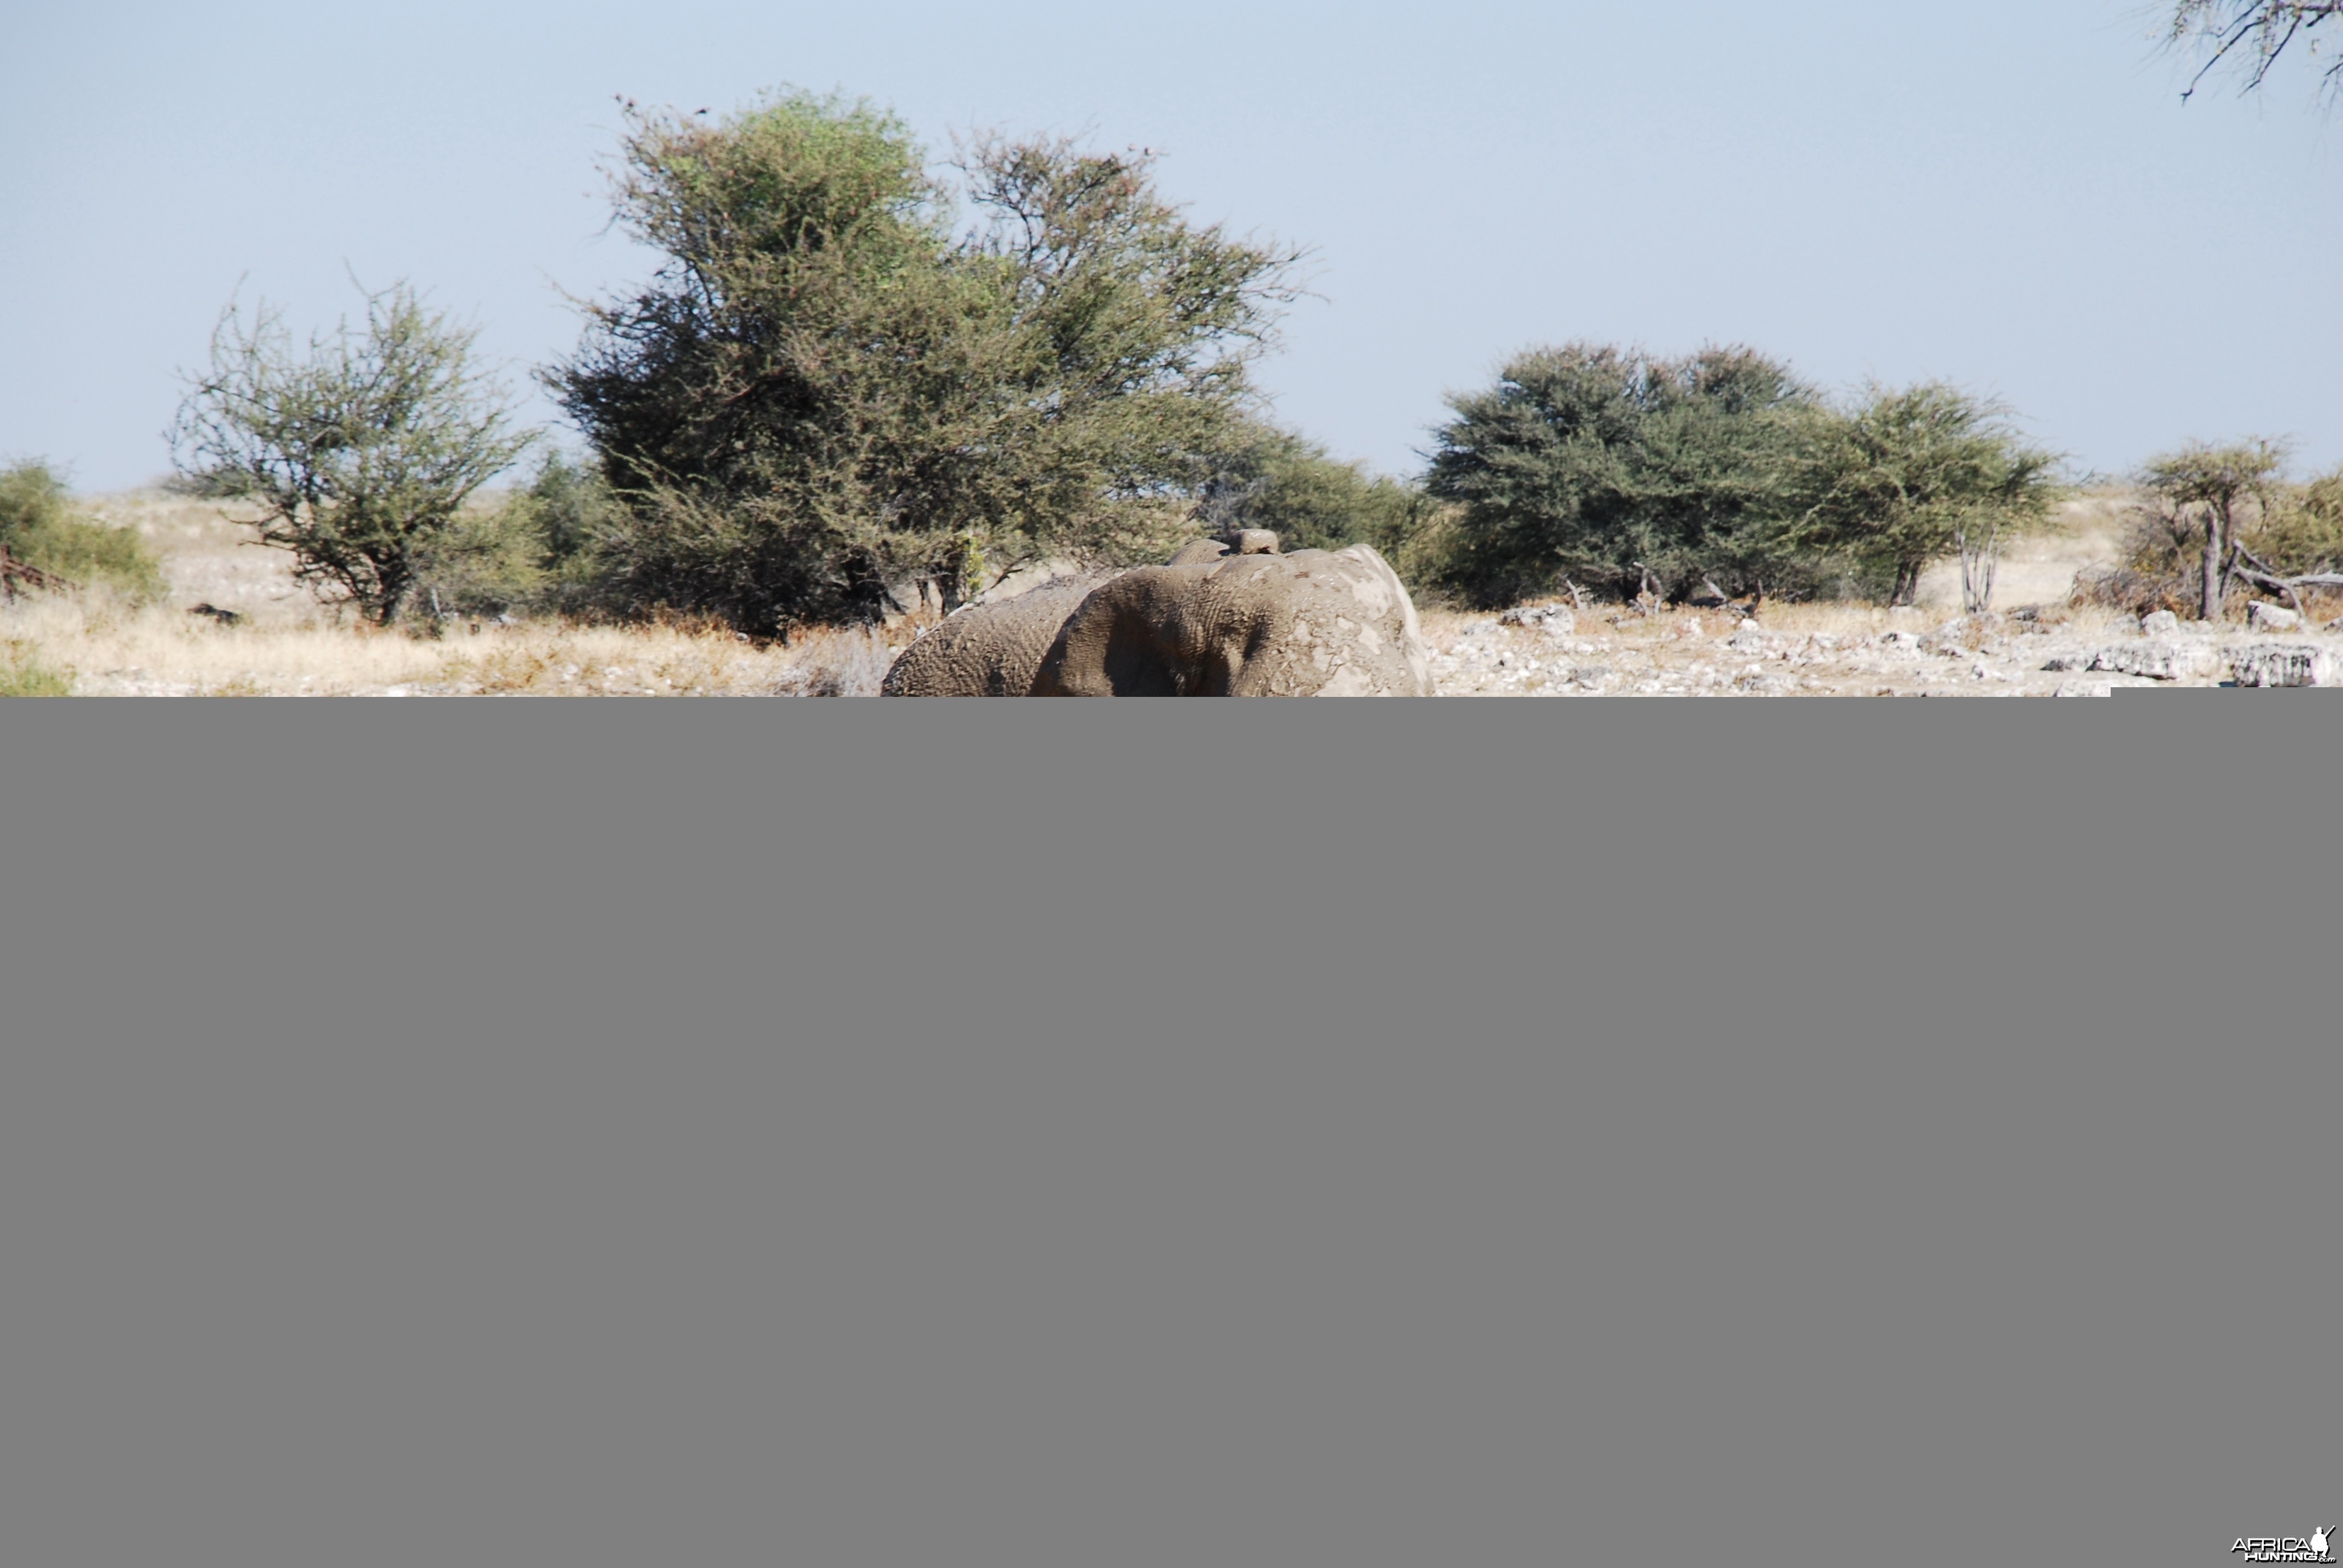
xmin=372 ymin=565 xmax=411 ymax=627
xmin=2201 ymin=505 xmax=2224 ymax=622
xmin=1891 ymin=560 xmax=1922 ymax=607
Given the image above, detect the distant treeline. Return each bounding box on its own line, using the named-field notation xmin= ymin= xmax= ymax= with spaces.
xmin=48 ymin=88 xmax=2320 ymax=631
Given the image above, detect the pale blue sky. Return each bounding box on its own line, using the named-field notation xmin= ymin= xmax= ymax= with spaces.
xmin=3 ymin=1 xmax=2336 ymax=491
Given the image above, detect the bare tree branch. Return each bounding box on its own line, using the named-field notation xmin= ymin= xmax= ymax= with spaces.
xmin=2169 ymin=1 xmax=2343 ymax=103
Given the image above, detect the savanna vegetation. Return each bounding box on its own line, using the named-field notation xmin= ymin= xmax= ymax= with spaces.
xmin=1420 ymin=345 xmax=2065 ymax=612
xmin=5 ymin=66 xmax=2336 ymax=696
xmin=1 ymin=460 xmax=167 ymax=604
xmin=145 ymin=93 xmax=2084 ymax=635
xmin=545 ymin=93 xmax=1306 ymax=634
xmin=2073 ymin=440 xmax=2343 ymax=620
xmin=169 ymin=281 xmax=537 ymax=626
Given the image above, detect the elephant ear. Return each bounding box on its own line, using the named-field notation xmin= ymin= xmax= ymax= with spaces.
xmin=1035 ymin=550 xmax=1436 ymax=697
xmin=881 ymin=577 xmax=1110 ymax=696
xmin=1031 ymin=568 xmax=1210 ymax=696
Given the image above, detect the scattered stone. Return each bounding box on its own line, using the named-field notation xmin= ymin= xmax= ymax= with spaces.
xmin=1726 ymin=624 xmax=1775 ymax=653
xmin=2228 ymin=643 xmax=2334 ymax=688
xmin=1933 ymin=613 xmax=2001 ymax=650
xmin=1501 ymin=604 xmax=1575 ymax=636
xmin=1883 ymin=630 xmax=1926 ymax=652
xmin=2052 ymin=680 xmax=2112 ymax=697
xmin=2247 ymin=602 xmax=2302 ymax=632
xmin=2088 ymin=642 xmax=2218 ymax=682
xmin=1570 ymin=665 xmax=1611 ymax=688
xmin=2138 ymin=610 xmax=2180 ymax=636
xmin=2041 ymin=655 xmax=2089 ymax=672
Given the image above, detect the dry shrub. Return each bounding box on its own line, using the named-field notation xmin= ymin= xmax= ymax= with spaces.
xmin=1 ymin=636 xmax=74 ymax=696
xmin=771 ymin=626 xmax=895 ymax=696
xmin=2075 ymin=468 xmax=2343 ymax=619
xmin=2259 ymin=469 xmax=2343 ymax=578
xmin=2 ymin=462 xmax=169 ymax=604
xmin=2069 ymin=562 xmax=2194 ymax=617
xmin=2074 ymin=498 xmax=2238 ymax=617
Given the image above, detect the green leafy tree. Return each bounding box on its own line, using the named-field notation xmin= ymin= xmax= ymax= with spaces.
xmin=171 ymin=281 xmax=537 ymax=625
xmin=1796 ymin=384 xmax=2065 ymax=609
xmin=2258 ymin=465 xmax=2343 ymax=577
xmin=1423 ymin=343 xmax=1827 ymax=609
xmin=0 ymin=460 xmax=167 ymax=603
xmin=402 ymin=450 xmax=628 ymax=623
xmin=1423 ymin=348 xmax=2065 ymax=611
xmin=548 ymin=91 xmax=1305 ymax=632
xmin=1192 ymin=423 xmax=1424 ymax=557
xmin=2169 ymin=2 xmax=2343 ymax=102
xmin=507 ymin=450 xmax=626 ymax=616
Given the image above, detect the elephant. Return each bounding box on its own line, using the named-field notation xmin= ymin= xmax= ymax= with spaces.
xmin=1031 ymin=544 xmax=1434 ymax=696
xmin=877 ymin=573 xmax=1114 ymax=697
xmin=879 ymin=534 xmax=1434 ymax=697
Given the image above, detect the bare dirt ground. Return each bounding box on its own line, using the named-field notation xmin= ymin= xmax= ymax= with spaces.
xmin=10 ymin=492 xmax=2338 ymax=695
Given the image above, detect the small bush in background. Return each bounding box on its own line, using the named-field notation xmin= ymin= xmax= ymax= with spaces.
xmin=2258 ymin=465 xmax=2343 ymax=579
xmin=401 ymin=452 xmax=623 ymax=626
xmin=508 ymin=450 xmax=624 ymax=616
xmin=0 ymin=637 xmax=74 ymax=696
xmin=2077 ymin=440 xmax=2292 ymax=620
xmin=170 ymin=280 xmax=537 ymax=626
xmin=1193 ymin=424 xmax=1427 ymax=557
xmin=0 ymin=460 xmax=168 ymax=604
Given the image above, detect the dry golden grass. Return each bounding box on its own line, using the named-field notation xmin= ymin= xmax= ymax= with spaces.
xmin=0 ymin=486 xmax=2158 ymax=697
xmin=1 ymin=592 xmax=909 ymax=696
xmin=0 ymin=489 xmax=920 ymax=696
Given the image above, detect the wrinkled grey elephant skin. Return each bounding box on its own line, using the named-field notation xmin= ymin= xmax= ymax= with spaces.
xmin=877 ymin=577 xmax=1109 ymax=697
xmin=1033 ymin=546 xmax=1434 ymax=696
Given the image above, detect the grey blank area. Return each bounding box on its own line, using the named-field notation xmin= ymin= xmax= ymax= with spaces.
xmin=1 ymin=696 xmax=2335 ymax=1568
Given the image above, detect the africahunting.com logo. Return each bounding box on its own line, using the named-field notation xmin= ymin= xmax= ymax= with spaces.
xmin=2233 ymin=1529 xmax=2335 ymax=1564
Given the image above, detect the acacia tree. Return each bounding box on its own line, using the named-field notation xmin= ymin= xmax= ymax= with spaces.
xmin=549 ymin=92 xmax=1305 ymax=631
xmin=171 ymin=282 xmax=536 ymax=624
xmin=2136 ymin=440 xmax=2290 ymax=619
xmin=1796 ymin=384 xmax=2065 ymax=610
xmin=1423 ymin=343 xmax=1828 ymax=609
xmin=2169 ymin=2 xmax=2343 ymax=102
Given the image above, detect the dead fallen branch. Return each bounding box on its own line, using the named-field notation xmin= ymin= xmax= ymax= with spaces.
xmin=0 ymin=546 xmax=79 ymax=603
